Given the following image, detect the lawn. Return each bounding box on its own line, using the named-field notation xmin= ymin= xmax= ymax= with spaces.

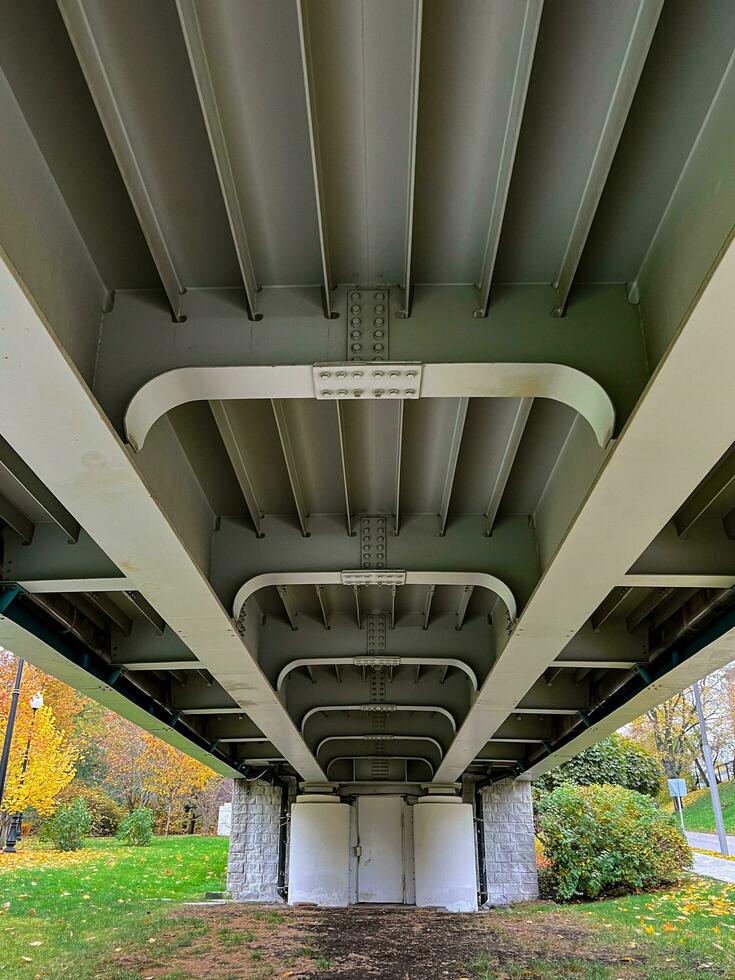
xmin=1 ymin=835 xmax=735 ymax=978
xmin=678 ymin=778 xmax=735 ymax=834
xmin=0 ymin=834 xmax=228 ymax=979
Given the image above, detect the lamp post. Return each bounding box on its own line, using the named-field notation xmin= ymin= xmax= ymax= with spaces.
xmin=0 ymin=658 xmax=25 ymax=816
xmin=692 ymin=681 xmax=729 ymax=856
xmin=3 ymin=691 xmax=43 ymax=853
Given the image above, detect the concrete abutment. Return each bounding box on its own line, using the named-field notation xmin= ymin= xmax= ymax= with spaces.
xmin=226 ymin=778 xmax=538 ymax=910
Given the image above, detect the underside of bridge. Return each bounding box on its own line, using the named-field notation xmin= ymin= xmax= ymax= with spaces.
xmin=1 ymin=0 xmax=734 ymax=909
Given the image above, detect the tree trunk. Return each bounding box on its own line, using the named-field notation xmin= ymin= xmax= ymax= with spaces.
xmin=0 ymin=812 xmax=10 ymax=849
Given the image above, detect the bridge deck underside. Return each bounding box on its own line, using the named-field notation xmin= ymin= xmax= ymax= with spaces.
xmin=0 ymin=0 xmax=734 ymax=787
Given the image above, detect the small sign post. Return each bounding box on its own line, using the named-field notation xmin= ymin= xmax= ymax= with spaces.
xmin=668 ymin=778 xmax=688 ymax=833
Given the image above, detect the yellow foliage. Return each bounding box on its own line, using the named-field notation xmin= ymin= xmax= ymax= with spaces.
xmin=0 ymin=704 xmax=77 ymax=816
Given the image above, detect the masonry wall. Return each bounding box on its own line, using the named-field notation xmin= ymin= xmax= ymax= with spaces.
xmin=227 ymin=779 xmax=283 ymax=902
xmin=481 ymin=779 xmax=539 ymax=906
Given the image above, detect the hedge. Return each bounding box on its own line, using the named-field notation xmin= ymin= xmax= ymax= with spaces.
xmin=537 ymin=783 xmax=691 ymax=900
xmin=534 ymin=734 xmax=663 ymax=798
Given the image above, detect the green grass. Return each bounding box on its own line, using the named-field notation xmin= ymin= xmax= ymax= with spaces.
xmin=465 ymin=879 xmax=735 ymax=979
xmin=678 ymin=778 xmax=735 ymax=833
xmin=572 ymin=877 xmax=735 ymax=978
xmin=3 ymin=834 xmax=735 ymax=980
xmin=0 ymin=834 xmax=228 ymax=979
xmin=471 ymin=950 xmax=611 ymax=979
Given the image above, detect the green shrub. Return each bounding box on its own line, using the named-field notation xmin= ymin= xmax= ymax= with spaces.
xmin=537 ymin=783 xmax=691 ymax=901
xmin=39 ymin=798 xmax=92 ymax=851
xmin=534 ymin=735 xmax=663 ymax=798
xmin=57 ymin=784 xmax=126 ymax=836
xmin=117 ymin=807 xmax=155 ymax=846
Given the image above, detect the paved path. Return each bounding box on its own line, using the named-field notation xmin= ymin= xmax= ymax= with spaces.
xmin=686 ymin=831 xmax=735 ymax=883
xmin=686 ymin=830 xmax=735 ymax=852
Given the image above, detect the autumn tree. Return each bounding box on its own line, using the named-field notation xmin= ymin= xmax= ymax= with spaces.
xmin=627 ymin=669 xmax=735 ymax=781
xmin=101 ymin=713 xmax=153 ymax=811
xmin=1 ymin=650 xmax=225 ymax=837
xmin=139 ymin=734 xmax=215 ymax=835
xmin=0 ymin=700 xmax=77 ymax=844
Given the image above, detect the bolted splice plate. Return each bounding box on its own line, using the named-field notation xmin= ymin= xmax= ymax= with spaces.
xmin=312 ymin=362 xmax=422 ymax=400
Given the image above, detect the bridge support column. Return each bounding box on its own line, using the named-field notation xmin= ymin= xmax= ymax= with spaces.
xmin=227 ymin=779 xmax=283 ymax=902
xmin=413 ymin=793 xmax=478 ymax=912
xmin=288 ymin=792 xmax=351 ymax=907
xmin=481 ymin=779 xmax=538 ymax=906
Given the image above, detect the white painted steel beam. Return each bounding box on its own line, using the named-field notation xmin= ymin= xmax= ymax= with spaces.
xmin=551 ymin=0 xmax=664 ymax=316
xmin=301 ymin=704 xmax=456 ymax=733
xmin=276 ymin=585 xmax=299 ymax=631
xmin=232 ymin=570 xmax=517 ymax=625
xmin=271 ymin=400 xmax=309 ymax=536
xmin=435 ymin=236 xmax=735 ymax=782
xmin=0 ymin=436 xmax=80 ymax=543
xmin=0 ymin=253 xmax=325 ymax=781
xmin=524 ymin=623 xmax=735 ymax=782
xmin=218 ymin=737 xmax=271 ymax=744
xmin=675 ymin=451 xmax=735 ymax=537
xmin=277 ymin=657 xmax=478 ymax=692
xmin=437 ymin=398 xmax=468 ymax=535
xmin=316 ymin=734 xmax=442 ymax=758
xmin=455 ymin=586 xmax=473 ymax=632
xmin=474 ymin=0 xmax=543 ymax=318
xmin=58 ymin=0 xmax=185 ymax=321
xmin=124 ymin=361 xmax=615 ymax=454
xmin=295 ymin=0 xmax=336 ymax=319
xmin=210 ymin=400 xmax=264 ymax=537
xmin=335 ymin=403 xmax=354 ymax=537
xmin=0 ymin=492 xmax=33 ymax=544
xmin=326 ymin=756 xmax=434 ymax=778
xmin=0 ymin=614 xmax=239 ymax=778
xmin=315 ymin=584 xmax=330 ymax=630
xmin=484 ymin=398 xmax=533 ymax=536
xmin=621 ymin=574 xmax=735 ymax=589
xmin=550 ymin=660 xmax=639 ymax=671
xmin=422 ymin=584 xmax=435 ymax=631
xmin=393 ymin=401 xmax=404 ymax=536
xmin=17 ymin=578 xmax=132 ymax=593
xmin=175 ymin=0 xmax=261 ymax=320
xmin=396 ymin=0 xmax=423 ymax=320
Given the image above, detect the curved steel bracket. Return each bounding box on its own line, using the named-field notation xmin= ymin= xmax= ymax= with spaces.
xmin=124 ymin=361 xmax=615 ymax=452
xmin=277 ymin=656 xmax=478 ymax=692
xmin=301 ymin=703 xmax=456 ymax=732
xmin=316 ymin=733 xmax=443 ymax=758
xmin=326 ymin=755 xmax=434 ymax=778
xmin=232 ymin=569 xmax=516 ymax=625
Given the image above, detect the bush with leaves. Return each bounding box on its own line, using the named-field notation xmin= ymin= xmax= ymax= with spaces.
xmin=57 ymin=784 xmax=126 ymax=836
xmin=537 ymin=783 xmax=691 ymax=901
xmin=534 ymin=734 xmax=663 ymax=798
xmin=117 ymin=806 xmax=155 ymax=846
xmin=39 ymin=798 xmax=92 ymax=851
